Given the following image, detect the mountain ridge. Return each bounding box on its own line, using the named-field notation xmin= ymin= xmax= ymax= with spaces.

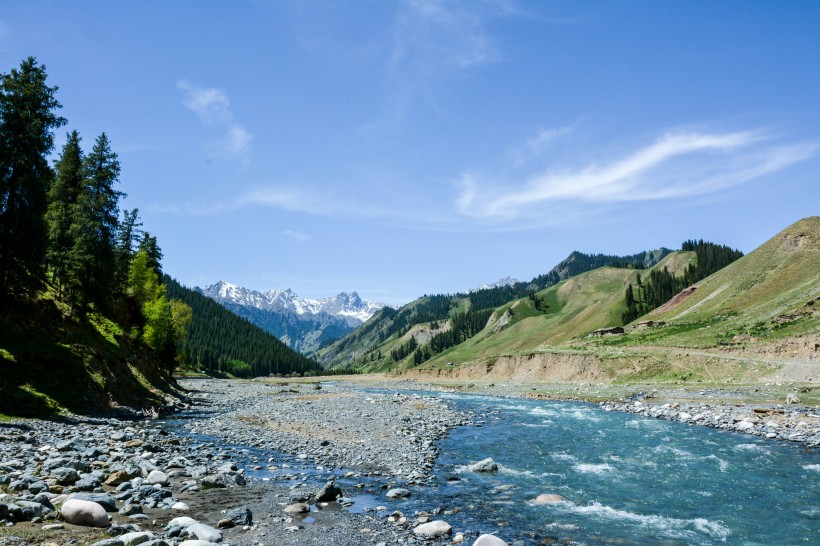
xmin=197 ymin=280 xmax=386 ymax=354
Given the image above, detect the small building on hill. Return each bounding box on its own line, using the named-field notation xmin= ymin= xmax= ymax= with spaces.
xmin=589 ymin=326 xmax=625 ymax=337
xmin=635 ymin=320 xmax=666 ymax=329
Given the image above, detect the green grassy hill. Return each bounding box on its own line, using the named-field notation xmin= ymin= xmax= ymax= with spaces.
xmin=318 ymin=248 xmax=675 ymax=370
xmin=414 ymin=252 xmax=697 ymax=370
xmin=635 ymin=216 xmax=820 ymax=346
xmin=342 ymin=218 xmax=818 ymax=385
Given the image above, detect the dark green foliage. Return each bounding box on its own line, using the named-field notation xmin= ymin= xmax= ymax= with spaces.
xmin=680 ymin=240 xmax=744 ymax=285
xmin=163 ymin=275 xmax=321 ymax=376
xmin=73 ymin=132 xmax=123 ymax=312
xmin=114 ymin=208 xmax=142 ymax=294
xmin=0 ymin=57 xmax=66 ymax=297
xmin=425 ymin=308 xmax=493 ymax=357
xmin=138 ymin=232 xmax=162 ymax=276
xmin=622 ymin=241 xmax=744 ymax=324
xmin=46 ymin=130 xmax=84 ymax=300
xmin=390 ymin=336 xmax=417 ymax=361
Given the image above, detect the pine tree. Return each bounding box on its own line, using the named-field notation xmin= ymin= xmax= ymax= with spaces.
xmin=0 ymin=57 xmax=66 ymax=297
xmin=114 ymin=208 xmax=142 ymax=295
xmin=46 ymin=130 xmax=84 ymax=300
xmin=138 ymin=232 xmax=162 ymax=275
xmin=73 ymin=133 xmax=123 ymax=312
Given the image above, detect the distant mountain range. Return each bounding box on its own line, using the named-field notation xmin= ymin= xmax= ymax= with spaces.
xmin=197 ymin=281 xmax=385 ymax=354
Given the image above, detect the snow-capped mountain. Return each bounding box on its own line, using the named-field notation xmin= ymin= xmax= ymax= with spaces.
xmin=469 ymin=276 xmax=520 ymax=293
xmin=197 ymin=281 xmax=385 ymax=354
xmin=200 ymin=280 xmax=384 ymax=324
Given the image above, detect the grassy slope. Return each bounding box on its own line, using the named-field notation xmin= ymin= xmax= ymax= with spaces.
xmin=399 ymin=214 xmax=820 ymax=384
xmin=612 ymin=216 xmax=820 ymax=348
xmin=0 ymin=294 xmax=179 ymax=417
xmin=400 ymin=252 xmax=697 ymax=370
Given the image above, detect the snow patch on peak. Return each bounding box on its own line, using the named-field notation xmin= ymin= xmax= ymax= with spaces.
xmin=469 ymin=276 xmax=520 ymax=293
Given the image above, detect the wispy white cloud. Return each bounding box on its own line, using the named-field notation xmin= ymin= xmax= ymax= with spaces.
xmin=457 ymin=130 xmax=817 ymax=222
xmin=177 ymin=80 xmax=251 ymax=159
xmin=284 ymin=229 xmax=313 ymax=242
xmin=392 ymin=0 xmax=500 ymax=70
xmin=508 ymin=125 xmax=573 ymax=166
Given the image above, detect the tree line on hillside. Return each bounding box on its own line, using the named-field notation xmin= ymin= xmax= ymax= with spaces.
xmin=622 ymin=241 xmax=743 ymax=324
xmin=412 ymin=307 xmax=494 ymax=364
xmin=0 ymin=57 xmax=318 ymax=378
xmin=164 ymin=276 xmax=319 ymax=376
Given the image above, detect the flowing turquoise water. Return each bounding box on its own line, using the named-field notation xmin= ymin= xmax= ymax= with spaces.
xmin=409 ymin=393 xmax=820 ymax=545
xmin=168 ymin=391 xmax=820 ymax=545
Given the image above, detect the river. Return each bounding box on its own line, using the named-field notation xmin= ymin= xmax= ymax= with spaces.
xmin=171 ymin=388 xmax=820 ymax=545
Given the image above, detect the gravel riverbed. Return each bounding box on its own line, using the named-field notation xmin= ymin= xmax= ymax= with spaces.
xmin=0 ymin=379 xmax=477 ymax=546
xmin=2 ymin=377 xmax=818 ymax=546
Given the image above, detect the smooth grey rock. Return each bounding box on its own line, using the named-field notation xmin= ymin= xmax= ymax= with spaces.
xmin=315 ymin=480 xmax=343 ymax=502
xmin=468 ymin=457 xmax=498 ymax=472
xmin=51 ymin=467 xmax=81 ymax=484
xmin=283 ymin=503 xmax=310 ymax=514
xmin=134 ymin=485 xmax=171 ymax=503
xmin=413 ymin=520 xmax=452 ymax=539
xmin=75 ymin=475 xmax=101 ymax=491
xmin=27 ymin=480 xmax=50 ymax=494
xmin=167 ymin=516 xmax=198 ymax=529
xmin=119 ymin=531 xmax=155 ymax=546
xmin=91 ymin=539 xmax=124 ymax=546
xmin=530 ymin=493 xmax=565 ymax=505
xmin=185 ymin=522 xmax=222 ymax=543
xmin=225 ymin=506 xmax=252 ymax=526
xmin=60 ymin=498 xmax=109 ymax=527
xmin=17 ymin=500 xmax=47 ymax=521
xmin=119 ymin=504 xmax=143 ymax=516
xmin=108 ymin=523 xmax=142 ymax=536
xmin=146 ymin=470 xmax=169 ymax=486
xmin=42 ymin=523 xmax=65 ymax=531
xmin=200 ymin=473 xmax=244 ymax=489
xmin=178 ymin=541 xmax=216 ymax=546
xmin=386 ymin=488 xmax=412 ymax=499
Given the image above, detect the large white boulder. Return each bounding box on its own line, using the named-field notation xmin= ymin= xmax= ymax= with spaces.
xmin=530 ymin=493 xmax=565 ymax=505
xmin=185 ymin=523 xmax=223 ymax=543
xmin=473 ymin=534 xmax=509 ymax=546
xmin=168 ymin=516 xmax=198 ymax=528
xmin=413 ymin=520 xmax=452 ymax=539
xmin=60 ymin=498 xmax=109 ymax=528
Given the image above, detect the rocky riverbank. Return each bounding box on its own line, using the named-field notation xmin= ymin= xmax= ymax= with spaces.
xmin=0 ymin=379 xmax=506 ymax=546
xmin=600 ymin=397 xmax=820 ymax=447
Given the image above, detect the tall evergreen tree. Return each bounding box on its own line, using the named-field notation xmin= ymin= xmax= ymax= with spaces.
xmin=0 ymin=57 xmax=66 ymax=297
xmin=114 ymin=208 xmax=141 ymax=295
xmin=73 ymin=132 xmax=123 ymax=311
xmin=138 ymin=232 xmax=162 ymax=276
xmin=46 ymin=130 xmax=84 ymax=300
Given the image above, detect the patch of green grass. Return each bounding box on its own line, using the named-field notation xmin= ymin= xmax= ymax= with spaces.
xmin=0 ymin=526 xmax=109 ymax=544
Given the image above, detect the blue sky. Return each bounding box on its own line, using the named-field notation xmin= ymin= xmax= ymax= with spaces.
xmin=2 ymin=1 xmax=819 ymax=305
